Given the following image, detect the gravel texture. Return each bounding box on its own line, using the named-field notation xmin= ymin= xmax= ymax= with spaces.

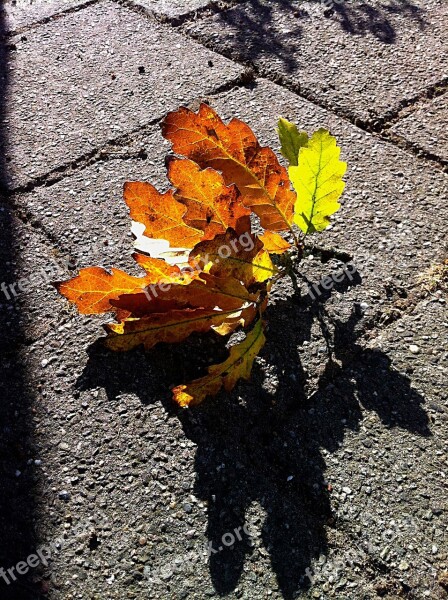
xmin=184 ymin=0 xmax=448 ymax=126
xmin=390 ymin=94 xmax=448 ymax=162
xmin=0 ymin=200 xmax=73 ymax=350
xmin=128 ymin=0 xmax=213 ymax=19
xmin=1 ymin=0 xmax=88 ymax=32
xmin=0 ymin=0 xmax=447 ymax=599
xmin=1 ymin=0 xmax=243 ymax=190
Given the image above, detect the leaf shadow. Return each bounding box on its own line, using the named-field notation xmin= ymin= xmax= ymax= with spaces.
xmin=77 ymin=265 xmax=431 ymax=599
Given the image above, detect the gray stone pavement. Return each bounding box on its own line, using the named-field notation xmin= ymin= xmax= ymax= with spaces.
xmin=0 ymin=1 xmax=447 ymax=599
xmin=185 ymin=0 xmax=448 ymax=127
xmin=3 ymin=0 xmax=243 ymax=190
xmin=130 ymin=0 xmax=212 ymax=20
xmin=2 ymin=0 xmax=89 ymax=33
xmin=391 ymin=94 xmax=448 ymax=163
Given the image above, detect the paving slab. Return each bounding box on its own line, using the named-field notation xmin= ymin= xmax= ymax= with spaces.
xmin=302 ymin=298 xmax=448 ymax=598
xmin=11 ymin=78 xmax=448 ymax=340
xmin=129 ymin=0 xmax=212 ymax=20
xmin=0 ymin=202 xmax=123 ymax=594
xmin=12 ymin=128 xmax=171 ymax=274
xmin=2 ymin=263 xmax=446 ymax=599
xmin=0 ymin=200 xmax=109 ymax=352
xmin=391 ymin=94 xmax=448 ymax=162
xmin=3 ymin=78 xmax=448 ymax=599
xmin=1 ymin=0 xmax=88 ymax=32
xmin=1 ymin=0 xmax=243 ymax=190
xmin=185 ymin=0 xmax=448 ymax=125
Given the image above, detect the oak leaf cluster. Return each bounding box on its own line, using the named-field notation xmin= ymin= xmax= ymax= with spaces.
xmin=56 ymin=105 xmax=346 ymax=406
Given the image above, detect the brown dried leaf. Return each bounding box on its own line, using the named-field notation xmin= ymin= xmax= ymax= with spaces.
xmin=162 ymin=103 xmax=296 ymax=232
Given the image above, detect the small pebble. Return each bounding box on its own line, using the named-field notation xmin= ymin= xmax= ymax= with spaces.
xmin=409 ymin=344 xmax=420 ymax=354
xmin=58 ymin=490 xmax=71 ymax=502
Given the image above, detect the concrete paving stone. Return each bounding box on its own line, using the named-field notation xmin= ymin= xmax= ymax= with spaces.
xmin=1 ymin=0 xmax=243 ymax=190
xmin=370 ymin=299 xmax=447 ymax=409
xmin=1 ymin=0 xmax=87 ymax=32
xmin=0 ymin=200 xmax=104 ymax=351
xmin=129 ymin=0 xmax=212 ymax=20
xmin=185 ymin=0 xmax=448 ymax=125
xmin=391 ymin=94 xmax=448 ymax=162
xmin=309 ymin=298 xmax=448 ymax=597
xmin=12 ymin=128 xmax=171 ymax=274
xmin=12 ymin=78 xmax=448 ymax=335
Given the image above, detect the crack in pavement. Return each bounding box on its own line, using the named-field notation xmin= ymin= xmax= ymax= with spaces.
xmin=2 ymin=0 xmax=102 ymax=38
xmin=111 ymin=0 xmax=248 ymax=28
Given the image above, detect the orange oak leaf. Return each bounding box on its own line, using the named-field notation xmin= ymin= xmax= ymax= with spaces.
xmin=111 ymin=273 xmax=260 ymax=319
xmin=162 ymin=103 xmax=296 ymax=232
xmin=124 ymin=182 xmax=203 ymax=248
xmin=112 ymin=295 xmax=187 ymax=320
xmin=104 ymin=307 xmax=253 ymax=352
xmin=132 ymin=253 xmax=195 ymax=282
xmin=55 ymin=257 xmax=185 ymax=315
xmin=167 ymin=158 xmax=250 ymax=237
xmin=54 ymin=102 xmax=350 ymax=407
xmin=55 ymin=268 xmax=150 ymax=315
xmin=259 ymin=231 xmax=291 ymax=254
xmin=173 ymin=317 xmax=266 ymax=407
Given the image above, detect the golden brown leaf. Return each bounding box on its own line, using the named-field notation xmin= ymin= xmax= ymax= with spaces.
xmin=167 ymin=158 xmax=250 ymax=238
xmin=189 ymin=229 xmax=276 ymax=287
xmin=124 ymin=181 xmax=203 ymax=248
xmin=162 ymin=103 xmax=296 ymax=232
xmin=111 ymin=273 xmax=260 ymax=319
xmin=132 ymin=253 xmax=191 ymax=281
xmin=104 ymin=307 xmax=250 ymax=352
xmin=55 ymin=267 xmax=154 ymax=315
xmin=258 ymin=231 xmax=291 ymax=254
xmin=55 ymin=255 xmax=188 ymax=315
xmin=173 ymin=318 xmax=266 ymax=407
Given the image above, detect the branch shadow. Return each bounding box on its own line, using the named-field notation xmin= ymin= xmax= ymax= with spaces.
xmin=204 ymin=0 xmax=427 ymax=72
xmin=329 ymin=0 xmax=426 ymax=43
xmin=78 ymin=266 xmax=430 ymax=599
